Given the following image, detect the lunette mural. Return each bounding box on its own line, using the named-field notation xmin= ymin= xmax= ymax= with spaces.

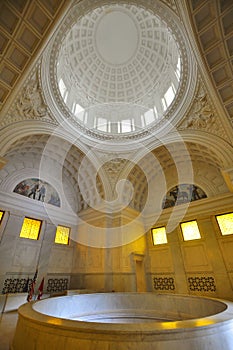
xmin=13 ymin=178 xmax=61 ymax=207
xmin=162 ymin=184 xmax=207 ymax=209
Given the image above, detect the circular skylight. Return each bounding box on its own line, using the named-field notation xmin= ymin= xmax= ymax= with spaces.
xmin=95 ymin=9 xmax=139 ymax=65
xmin=56 ymin=3 xmax=182 ymax=135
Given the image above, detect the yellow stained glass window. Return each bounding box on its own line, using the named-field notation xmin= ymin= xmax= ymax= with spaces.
xmin=216 ymin=213 xmax=233 ymax=236
xmin=180 ymin=220 xmax=201 ymax=241
xmin=55 ymin=225 xmax=70 ymax=245
xmin=20 ymin=217 xmax=41 ymax=240
xmin=152 ymin=227 xmax=167 ymax=245
xmin=0 ymin=211 xmax=4 ymax=222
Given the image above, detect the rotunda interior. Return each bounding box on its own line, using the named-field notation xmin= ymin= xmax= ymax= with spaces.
xmin=0 ymin=0 xmax=233 ymax=303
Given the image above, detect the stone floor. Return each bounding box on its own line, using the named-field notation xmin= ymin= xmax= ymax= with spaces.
xmin=0 ymin=312 xmax=18 ymax=350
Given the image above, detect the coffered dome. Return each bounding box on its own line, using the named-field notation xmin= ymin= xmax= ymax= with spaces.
xmin=44 ymin=0 xmax=196 ymax=143
xmin=57 ymin=4 xmax=180 ymax=105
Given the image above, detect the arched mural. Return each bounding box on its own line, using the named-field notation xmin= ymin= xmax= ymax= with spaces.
xmin=13 ymin=178 xmax=61 ymax=207
xmin=162 ymin=184 xmax=207 ymax=209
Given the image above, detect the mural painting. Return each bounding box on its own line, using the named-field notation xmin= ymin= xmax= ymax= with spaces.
xmin=162 ymin=184 xmax=207 ymax=209
xmin=13 ymin=178 xmax=61 ymax=207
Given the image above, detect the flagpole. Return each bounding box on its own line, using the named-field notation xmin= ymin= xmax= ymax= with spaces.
xmin=36 ymin=220 xmax=47 ymax=270
xmin=32 ymin=220 xmax=47 ymax=301
xmin=1 ymin=293 xmax=8 ymax=314
xmin=37 ymin=277 xmax=45 ymax=300
xmin=27 ymin=268 xmax=38 ymax=302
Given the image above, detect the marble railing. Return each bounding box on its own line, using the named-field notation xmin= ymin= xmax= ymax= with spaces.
xmin=11 ymin=293 xmax=233 ymax=350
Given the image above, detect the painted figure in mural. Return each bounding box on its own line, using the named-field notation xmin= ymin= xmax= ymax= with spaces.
xmin=38 ymin=185 xmax=46 ymax=201
xmin=189 ymin=184 xmax=197 ymax=200
xmin=14 ymin=178 xmax=61 ymax=207
xmin=14 ymin=181 xmax=30 ymax=196
xmin=48 ymin=193 xmax=60 ymax=207
xmin=189 ymin=184 xmax=206 ymax=200
xmin=177 ymin=190 xmax=189 ymax=201
xmin=163 ymin=184 xmax=207 ymax=209
xmin=169 ymin=187 xmax=178 ymax=201
xmin=28 ymin=182 xmax=39 ymax=199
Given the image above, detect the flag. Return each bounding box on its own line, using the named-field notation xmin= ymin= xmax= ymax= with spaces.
xmin=27 ymin=269 xmax=38 ymax=302
xmin=23 ymin=277 xmax=29 ymax=293
xmin=37 ymin=277 xmax=44 ymax=300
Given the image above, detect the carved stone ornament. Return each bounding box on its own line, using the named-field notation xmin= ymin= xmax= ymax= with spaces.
xmin=178 ymin=82 xmax=228 ymax=140
xmin=183 ymin=90 xmax=215 ymax=129
xmin=16 ymin=80 xmax=47 ymax=119
xmin=161 ymin=0 xmax=177 ymax=14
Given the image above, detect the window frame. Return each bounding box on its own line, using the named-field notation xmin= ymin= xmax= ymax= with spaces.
xmin=215 ymin=212 xmax=233 ymax=237
xmin=19 ymin=217 xmax=42 ymax=240
xmin=0 ymin=210 xmax=5 ymax=223
xmin=180 ymin=220 xmax=201 ymax=242
xmin=54 ymin=225 xmax=70 ymax=245
xmin=151 ymin=226 xmax=168 ymax=246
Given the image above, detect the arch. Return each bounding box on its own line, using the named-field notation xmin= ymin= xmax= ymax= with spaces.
xmin=144 ymin=130 xmax=233 ymax=169
xmin=165 ymin=130 xmax=233 ymax=169
xmin=0 ymin=121 xmax=91 ymax=158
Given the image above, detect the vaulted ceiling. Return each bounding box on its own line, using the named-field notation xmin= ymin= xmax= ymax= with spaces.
xmin=0 ymin=0 xmax=233 ymax=216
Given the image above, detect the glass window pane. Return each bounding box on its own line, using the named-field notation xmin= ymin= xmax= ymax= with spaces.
xmin=181 ymin=220 xmax=201 ymax=241
xmin=121 ymin=120 xmax=131 ymax=133
xmin=164 ymin=86 xmax=175 ymax=107
xmin=20 ymin=218 xmax=41 ymax=240
xmin=97 ymin=117 xmax=107 ymax=131
xmin=55 ymin=225 xmax=70 ymax=245
xmin=216 ymin=213 xmax=233 ymax=236
xmin=152 ymin=227 xmax=167 ymax=245
xmin=58 ymin=78 xmax=66 ymax=97
xmin=144 ymin=109 xmax=155 ymax=125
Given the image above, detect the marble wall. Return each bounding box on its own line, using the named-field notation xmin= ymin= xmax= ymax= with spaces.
xmin=0 ymin=192 xmax=233 ymax=300
xmin=0 ymin=198 xmax=147 ymax=296
xmin=147 ymin=193 xmax=233 ymax=301
xmin=0 ymin=200 xmax=73 ymax=296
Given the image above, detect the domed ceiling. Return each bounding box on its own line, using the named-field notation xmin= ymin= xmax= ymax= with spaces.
xmin=43 ymin=0 xmax=196 ymax=143
xmin=58 ymin=4 xmax=180 ymax=105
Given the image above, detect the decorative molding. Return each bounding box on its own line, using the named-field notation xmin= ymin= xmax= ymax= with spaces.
xmin=161 ymin=0 xmax=178 ymax=14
